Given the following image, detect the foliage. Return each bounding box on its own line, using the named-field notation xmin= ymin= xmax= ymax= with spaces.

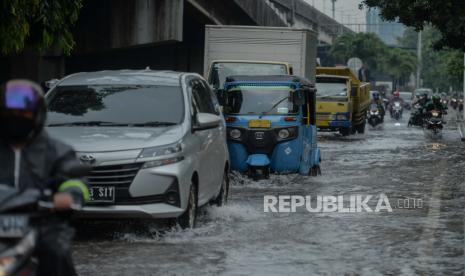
xmin=362 ymin=0 xmax=465 ymax=51
xmin=329 ymin=32 xmax=416 ymax=88
xmin=0 ymin=0 xmax=83 ymax=55
xmin=329 ymin=32 xmax=387 ymax=70
xmin=398 ymin=27 xmax=463 ymax=92
xmin=380 ymin=48 xmax=417 ymax=90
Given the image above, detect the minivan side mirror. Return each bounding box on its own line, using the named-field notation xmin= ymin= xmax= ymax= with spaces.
xmin=193 ymin=113 xmax=221 ymax=131
xmin=292 ymin=89 xmax=306 ymax=106
xmin=45 ymin=79 xmax=59 ymax=89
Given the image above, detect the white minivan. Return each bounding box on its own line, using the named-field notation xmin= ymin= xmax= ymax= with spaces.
xmin=46 ymin=70 xmax=230 ymax=228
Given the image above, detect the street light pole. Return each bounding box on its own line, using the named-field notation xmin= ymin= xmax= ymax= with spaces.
xmin=331 ymin=0 xmax=336 ymax=19
xmin=416 ymin=31 xmax=422 ymax=89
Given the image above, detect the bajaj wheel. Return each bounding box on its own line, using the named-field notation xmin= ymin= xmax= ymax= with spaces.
xmin=212 ymin=169 xmax=229 ymax=207
xmin=177 ymin=184 xmax=198 ymax=229
xmin=310 ymin=165 xmax=321 ymax=176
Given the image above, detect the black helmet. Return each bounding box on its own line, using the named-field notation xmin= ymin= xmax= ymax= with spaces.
xmin=432 ymin=94 xmax=441 ymax=104
xmin=0 ymin=80 xmax=46 ymax=144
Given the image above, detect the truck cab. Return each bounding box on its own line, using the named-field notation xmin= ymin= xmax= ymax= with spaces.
xmin=315 ymin=67 xmax=370 ymax=136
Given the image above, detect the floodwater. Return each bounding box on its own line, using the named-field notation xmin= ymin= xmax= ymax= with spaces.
xmin=74 ymin=110 xmax=464 ymax=275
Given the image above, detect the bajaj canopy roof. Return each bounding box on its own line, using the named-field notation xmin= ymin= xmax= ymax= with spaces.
xmin=225 ymin=75 xmax=313 ymax=87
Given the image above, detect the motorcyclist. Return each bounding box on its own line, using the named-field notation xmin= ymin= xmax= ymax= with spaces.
xmin=0 ymin=80 xmax=89 ymax=276
xmin=408 ymin=92 xmax=429 ymax=126
xmin=370 ymin=91 xmax=385 ymax=121
xmin=413 ymin=92 xmax=429 ymax=108
xmin=424 ymin=94 xmax=447 ymax=116
xmin=389 ymin=91 xmax=404 ymax=116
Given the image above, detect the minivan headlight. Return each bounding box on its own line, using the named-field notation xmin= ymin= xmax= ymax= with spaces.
xmin=141 ymin=156 xmax=184 ymax=169
xmin=138 ymin=143 xmax=182 ymax=159
xmin=138 ymin=143 xmax=184 ymax=169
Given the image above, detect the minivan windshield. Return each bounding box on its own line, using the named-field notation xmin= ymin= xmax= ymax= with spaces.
xmin=210 ymin=62 xmax=288 ymax=89
xmin=224 ymin=85 xmax=298 ymax=115
xmin=46 ymin=85 xmax=184 ymax=126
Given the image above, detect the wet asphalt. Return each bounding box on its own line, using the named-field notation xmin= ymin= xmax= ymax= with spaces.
xmin=73 ymin=110 xmax=464 ymax=275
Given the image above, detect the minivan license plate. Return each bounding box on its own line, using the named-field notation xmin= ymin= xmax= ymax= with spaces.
xmin=89 ymin=186 xmax=115 ymax=203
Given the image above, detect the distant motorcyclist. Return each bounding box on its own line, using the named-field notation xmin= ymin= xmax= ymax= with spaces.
xmin=408 ymin=92 xmax=429 ymax=126
xmin=0 ymin=80 xmax=89 ymax=276
xmin=370 ymin=91 xmax=385 ymax=121
xmin=423 ymin=94 xmax=447 ymax=116
xmin=389 ymin=91 xmax=404 ymax=116
xmin=413 ymin=92 xmax=429 ymax=108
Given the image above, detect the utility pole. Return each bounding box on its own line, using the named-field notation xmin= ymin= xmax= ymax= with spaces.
xmin=416 ymin=31 xmax=422 ymax=89
xmin=463 ymin=53 xmax=465 ymax=118
xmin=331 ymin=0 xmax=336 ymax=19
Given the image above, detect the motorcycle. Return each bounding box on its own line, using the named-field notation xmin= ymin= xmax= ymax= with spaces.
xmin=450 ymin=98 xmax=458 ymax=110
xmin=441 ymin=98 xmax=448 ymax=108
xmin=424 ymin=109 xmax=443 ymax=136
xmin=391 ymin=101 xmax=403 ymax=120
xmin=367 ymin=104 xmax=383 ymax=128
xmin=0 ymin=163 xmax=88 ymax=276
xmin=408 ymin=104 xmax=424 ymax=127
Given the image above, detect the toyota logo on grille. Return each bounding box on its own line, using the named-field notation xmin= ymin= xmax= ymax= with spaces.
xmin=80 ymin=154 xmax=96 ymax=165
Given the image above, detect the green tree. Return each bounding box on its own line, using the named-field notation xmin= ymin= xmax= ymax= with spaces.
xmin=362 ymin=0 xmax=465 ymax=51
xmin=380 ymin=48 xmax=417 ymax=90
xmin=329 ymin=32 xmax=388 ymax=70
xmin=398 ymin=27 xmax=463 ymax=92
xmin=0 ymin=0 xmax=83 ymax=55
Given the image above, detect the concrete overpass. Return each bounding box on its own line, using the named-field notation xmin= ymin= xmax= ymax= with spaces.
xmin=1 ymin=0 xmax=350 ymax=84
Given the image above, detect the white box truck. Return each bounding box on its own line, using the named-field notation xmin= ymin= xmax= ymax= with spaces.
xmin=204 ymin=25 xmax=318 ymax=89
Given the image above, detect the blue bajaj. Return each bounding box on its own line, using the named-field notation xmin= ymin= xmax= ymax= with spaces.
xmin=219 ymin=75 xmax=321 ymax=180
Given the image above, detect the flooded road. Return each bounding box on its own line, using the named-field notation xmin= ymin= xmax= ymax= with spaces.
xmin=74 ymin=111 xmax=464 ymax=275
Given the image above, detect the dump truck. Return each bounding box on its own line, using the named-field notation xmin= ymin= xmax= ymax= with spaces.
xmin=204 ymin=25 xmax=317 ymax=90
xmin=315 ymin=67 xmax=370 ymax=136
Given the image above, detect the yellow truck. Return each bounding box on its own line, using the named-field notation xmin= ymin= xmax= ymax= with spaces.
xmin=315 ymin=67 xmax=370 ymax=136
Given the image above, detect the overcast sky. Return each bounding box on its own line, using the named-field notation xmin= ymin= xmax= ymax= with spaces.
xmin=303 ymin=0 xmax=367 ymax=31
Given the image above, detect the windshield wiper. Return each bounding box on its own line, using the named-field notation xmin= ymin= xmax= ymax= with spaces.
xmin=129 ymin=121 xmax=177 ymax=127
xmin=47 ymin=121 xmax=129 ymax=127
xmin=259 ymin=96 xmax=290 ymax=118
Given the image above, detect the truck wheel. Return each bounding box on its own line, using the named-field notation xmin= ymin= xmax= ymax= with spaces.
xmin=177 ymin=184 xmax=198 ymax=229
xmin=356 ymin=121 xmax=366 ymax=134
xmin=339 ymin=127 xmax=351 ymax=136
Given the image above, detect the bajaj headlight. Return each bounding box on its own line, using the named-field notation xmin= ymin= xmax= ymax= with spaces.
xmin=275 ymin=127 xmax=298 ymax=141
xmin=278 ymin=129 xmax=290 ymax=139
xmin=229 ymin=128 xmax=242 ymax=140
xmin=138 ymin=143 xmax=184 ymax=169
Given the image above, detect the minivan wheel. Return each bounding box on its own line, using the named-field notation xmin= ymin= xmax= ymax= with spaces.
xmin=213 ymin=170 xmax=229 ymax=206
xmin=177 ymin=184 xmax=197 ymax=229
